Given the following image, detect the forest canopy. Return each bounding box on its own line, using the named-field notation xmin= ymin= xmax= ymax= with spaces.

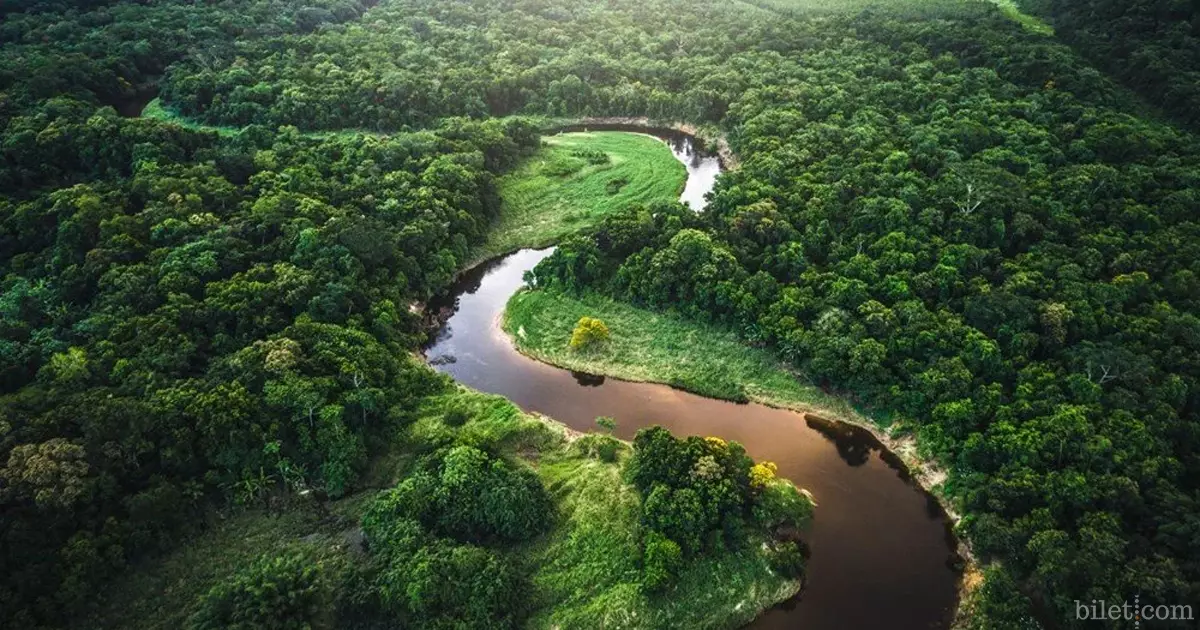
xmin=2 ymin=0 xmax=1199 ymax=628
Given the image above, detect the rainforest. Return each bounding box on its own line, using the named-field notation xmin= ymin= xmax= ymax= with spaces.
xmin=1 ymin=0 xmax=1198 ymax=628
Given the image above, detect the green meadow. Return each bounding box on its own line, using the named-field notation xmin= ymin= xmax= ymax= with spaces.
xmin=478 ymin=131 xmax=687 ymax=262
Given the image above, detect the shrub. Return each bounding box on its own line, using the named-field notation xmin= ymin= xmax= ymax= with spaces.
xmin=573 ymin=433 xmax=622 ymax=462
xmin=766 ymin=541 xmax=807 ymax=579
xmin=749 ymin=462 xmax=778 ymax=490
xmin=641 ymin=530 xmax=682 ymax=593
xmin=570 ymin=147 xmax=610 ymax=164
xmin=364 ymin=446 xmax=552 ymax=545
xmin=443 ymin=408 xmax=470 ymax=427
xmin=375 ymin=539 xmax=524 ymax=629
xmin=434 ymin=445 xmax=552 ymax=543
xmin=569 ymin=316 xmax=610 ymax=350
xmin=642 ymin=484 xmax=713 ymax=555
xmin=363 ymin=472 xmax=440 ymax=538
xmin=187 ymin=552 xmax=326 ymax=630
xmin=605 ymin=176 xmax=628 ymax=194
xmin=753 ymin=479 xmax=814 ymax=531
xmin=541 ymin=154 xmax=586 ymax=176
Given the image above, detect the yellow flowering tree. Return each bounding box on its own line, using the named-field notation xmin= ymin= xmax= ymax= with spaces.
xmin=569 ymin=316 xmax=610 ymax=350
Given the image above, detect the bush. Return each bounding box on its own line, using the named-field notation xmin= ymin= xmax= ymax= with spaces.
xmin=569 ymin=316 xmax=610 ymax=350
xmin=443 ymin=408 xmax=470 ymax=427
xmin=187 ymin=552 xmax=326 ymax=630
xmin=572 ymin=433 xmax=622 ymax=462
xmin=749 ymin=462 xmax=778 ymax=490
xmin=641 ymin=530 xmax=682 ymax=593
xmin=541 ymin=154 xmax=586 ymax=176
xmin=364 ymin=446 xmax=552 ymax=545
xmin=375 ymin=539 xmax=524 ymax=629
xmin=434 ymin=446 xmax=552 ymax=543
xmin=605 ymin=176 xmax=628 ymax=194
xmin=642 ymin=484 xmax=713 ymax=555
xmin=752 ymin=479 xmax=814 ymax=531
xmin=766 ymin=541 xmax=807 ymax=579
xmin=570 ymin=147 xmax=610 ymax=164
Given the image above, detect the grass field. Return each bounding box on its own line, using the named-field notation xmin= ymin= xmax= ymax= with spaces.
xmin=477 ymin=131 xmax=687 ymax=262
xmin=504 ymin=288 xmax=871 ymax=422
xmin=89 ymin=387 xmax=797 ymax=630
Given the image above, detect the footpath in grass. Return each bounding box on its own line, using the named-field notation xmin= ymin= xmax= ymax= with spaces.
xmin=504 ymin=288 xmax=864 ymax=419
xmin=478 ymin=131 xmax=687 ymax=262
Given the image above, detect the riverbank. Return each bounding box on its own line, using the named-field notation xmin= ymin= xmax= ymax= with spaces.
xmin=550 ymin=116 xmax=739 ymax=171
xmin=502 ymin=286 xmax=980 ymax=614
xmin=88 ymin=385 xmax=808 ymax=630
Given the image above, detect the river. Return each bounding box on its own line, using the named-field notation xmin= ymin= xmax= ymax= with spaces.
xmin=425 ymin=131 xmax=961 ymax=630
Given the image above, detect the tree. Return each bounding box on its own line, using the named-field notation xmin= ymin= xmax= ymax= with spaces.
xmin=1 ymin=439 xmax=90 ymax=510
xmin=187 ymin=552 xmax=327 ymax=630
xmin=569 ymin=316 xmax=610 ymax=350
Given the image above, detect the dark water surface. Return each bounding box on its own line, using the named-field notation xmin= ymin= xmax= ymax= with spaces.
xmin=425 ymin=134 xmax=960 ymax=630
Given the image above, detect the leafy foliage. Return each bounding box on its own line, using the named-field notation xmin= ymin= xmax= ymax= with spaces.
xmin=0 ymin=98 xmax=537 ymax=627
xmin=357 ymin=447 xmax=547 ymax=629
xmin=627 ymin=427 xmax=810 ymax=589
xmin=568 ymin=316 xmax=610 ymax=350
xmin=3 ymin=0 xmax=1200 ymax=625
xmin=186 ymin=552 xmax=327 ymax=630
xmin=1021 ymin=0 xmax=1200 ymax=130
xmin=365 ymin=445 xmax=551 ymax=545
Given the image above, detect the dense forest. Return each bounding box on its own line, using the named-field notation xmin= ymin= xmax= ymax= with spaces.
xmin=2 ymin=0 xmax=1199 ymax=627
xmin=1018 ymin=0 xmax=1200 ymax=130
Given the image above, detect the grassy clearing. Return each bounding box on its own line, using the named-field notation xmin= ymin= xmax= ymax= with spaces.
xmin=91 ymin=386 xmax=796 ymax=630
xmin=504 ymin=288 xmax=869 ymax=421
xmin=744 ymin=0 xmax=1052 ymax=33
xmin=477 ymin=131 xmax=687 ymax=262
xmin=141 ymin=98 xmax=388 ymax=139
xmin=986 ymin=0 xmax=1053 ymax=34
xmin=141 ymin=98 xmax=241 ymax=137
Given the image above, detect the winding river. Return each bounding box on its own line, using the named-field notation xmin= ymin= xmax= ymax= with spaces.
xmin=426 ymin=131 xmax=961 ymax=630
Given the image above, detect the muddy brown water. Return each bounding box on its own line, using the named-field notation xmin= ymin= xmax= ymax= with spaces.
xmin=425 ymin=133 xmax=960 ymax=629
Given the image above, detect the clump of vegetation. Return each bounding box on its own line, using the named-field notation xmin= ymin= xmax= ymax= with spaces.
xmin=442 ymin=407 xmax=470 ymax=427
xmin=606 ymin=176 xmax=629 ymax=194
xmin=541 ymin=154 xmax=587 ymax=177
xmin=765 ymin=541 xmax=807 ymax=579
xmin=186 ymin=552 xmax=328 ymax=630
xmin=628 ymin=427 xmax=812 ymax=590
xmin=571 ymin=147 xmax=611 ymax=165
xmin=571 ymin=416 xmax=622 ymax=462
xmin=366 ymin=445 xmax=551 ymax=545
xmin=641 ymin=530 xmax=684 ymax=592
xmin=569 ymin=316 xmax=610 ymax=350
xmin=362 ymin=517 xmax=526 ymax=629
xmin=351 ymin=445 xmax=552 ymax=628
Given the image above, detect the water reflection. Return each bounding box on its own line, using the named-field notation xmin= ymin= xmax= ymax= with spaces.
xmin=805 ymin=415 xmax=875 ymax=467
xmin=571 ymin=371 xmax=606 ymax=387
